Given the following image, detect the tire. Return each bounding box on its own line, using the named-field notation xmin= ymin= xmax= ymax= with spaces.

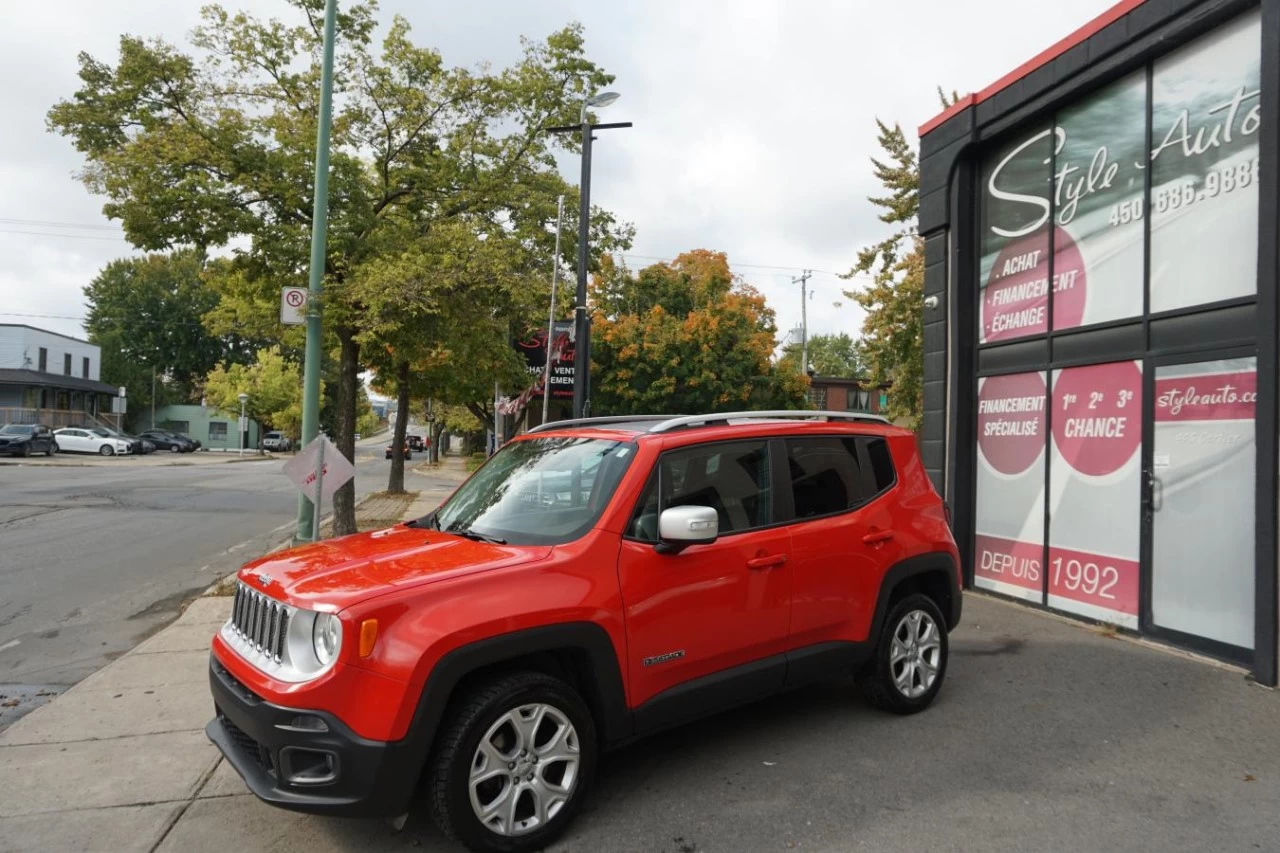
xmin=857 ymin=593 xmax=949 ymax=715
xmin=99 ymin=444 xmax=115 ymax=457
xmin=20 ymin=443 xmax=31 ymax=458
xmin=47 ymin=442 xmax=56 ymax=457
xmin=427 ymin=671 xmax=597 ymax=853
xmin=170 ymin=444 xmax=180 ymax=453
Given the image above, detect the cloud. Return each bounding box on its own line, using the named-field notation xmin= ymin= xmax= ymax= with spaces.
xmin=1 ymin=0 xmax=1121 ymax=346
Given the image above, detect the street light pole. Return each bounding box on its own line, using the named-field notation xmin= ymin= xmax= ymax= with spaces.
xmin=295 ymin=0 xmax=338 ymax=543
xmin=547 ymin=93 xmax=630 ymax=420
xmin=542 ymin=194 xmax=565 ymax=426
xmin=238 ymin=392 xmax=248 ymax=458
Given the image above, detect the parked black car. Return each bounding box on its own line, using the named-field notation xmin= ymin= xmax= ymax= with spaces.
xmin=138 ymin=429 xmax=198 ymax=453
xmin=0 ymin=423 xmax=57 ymax=457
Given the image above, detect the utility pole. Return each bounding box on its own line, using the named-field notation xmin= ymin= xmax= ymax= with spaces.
xmin=793 ymin=269 xmax=812 ymax=373
xmin=294 ymin=0 xmax=338 ymax=544
xmin=547 ymin=93 xmax=630 ymax=420
xmin=542 ymin=195 xmax=565 ymax=426
xmin=150 ymin=366 xmax=156 ymax=430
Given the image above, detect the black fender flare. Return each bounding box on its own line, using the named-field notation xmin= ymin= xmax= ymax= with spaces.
xmin=868 ymin=552 xmax=963 ymax=642
xmin=392 ymin=622 xmax=631 ymax=790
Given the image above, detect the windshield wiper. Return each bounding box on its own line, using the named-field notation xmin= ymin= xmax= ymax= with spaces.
xmin=406 ymin=511 xmax=440 ymax=531
xmin=445 ymin=522 xmax=506 ymax=545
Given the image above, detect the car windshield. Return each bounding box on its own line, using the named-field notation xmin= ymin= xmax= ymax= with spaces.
xmin=1 ymin=425 xmax=33 ymax=435
xmin=430 ymin=437 xmax=636 ymax=546
xmin=91 ymin=428 xmax=110 ymax=437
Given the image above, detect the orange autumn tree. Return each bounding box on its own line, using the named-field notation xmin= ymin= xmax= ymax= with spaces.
xmin=590 ymin=250 xmax=808 ymax=415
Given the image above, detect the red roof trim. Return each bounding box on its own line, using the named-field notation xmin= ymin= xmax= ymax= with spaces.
xmin=918 ymin=0 xmax=1148 ymax=137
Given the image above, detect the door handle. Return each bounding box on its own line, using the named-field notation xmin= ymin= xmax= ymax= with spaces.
xmin=746 ymin=553 xmax=788 ymax=570
xmin=1143 ymin=469 xmax=1164 ymax=511
xmin=862 ymin=529 xmax=895 ymax=545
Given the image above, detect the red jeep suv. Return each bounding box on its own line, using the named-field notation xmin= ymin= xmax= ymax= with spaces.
xmin=207 ymin=411 xmax=961 ymax=852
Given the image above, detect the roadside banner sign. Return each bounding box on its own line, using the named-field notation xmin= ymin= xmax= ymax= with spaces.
xmin=283 ymin=434 xmax=353 ymax=507
xmin=280 ymin=286 xmax=309 ymax=325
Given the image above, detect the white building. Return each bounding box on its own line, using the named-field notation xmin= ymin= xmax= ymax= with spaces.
xmin=0 ymin=324 xmax=119 ymax=427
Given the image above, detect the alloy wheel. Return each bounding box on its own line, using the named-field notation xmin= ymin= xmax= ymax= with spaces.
xmin=890 ymin=609 xmax=942 ymax=699
xmin=468 ymin=702 xmax=580 ymax=838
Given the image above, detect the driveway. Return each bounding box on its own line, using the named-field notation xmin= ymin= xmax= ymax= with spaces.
xmin=152 ymin=594 xmax=1278 ymax=853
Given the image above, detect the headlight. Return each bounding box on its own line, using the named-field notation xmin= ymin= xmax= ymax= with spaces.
xmin=312 ymin=613 xmax=342 ymax=666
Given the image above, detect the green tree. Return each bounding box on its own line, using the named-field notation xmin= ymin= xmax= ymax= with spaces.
xmin=844 ymin=119 xmax=925 ymax=427
xmin=591 ymin=251 xmax=808 ymax=415
xmin=83 ymin=250 xmax=229 ymax=428
xmin=844 ymin=91 xmax=957 ymax=428
xmin=779 ymin=332 xmax=868 ymax=378
xmin=203 ymin=346 xmax=305 ymax=438
xmin=49 ymin=1 xmax=615 ymax=533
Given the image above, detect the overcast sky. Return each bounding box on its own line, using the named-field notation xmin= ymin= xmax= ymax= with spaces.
xmin=0 ymin=0 xmax=1117 ymax=347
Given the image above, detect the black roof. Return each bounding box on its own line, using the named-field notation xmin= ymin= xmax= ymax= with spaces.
xmin=0 ymin=368 xmax=117 ymax=395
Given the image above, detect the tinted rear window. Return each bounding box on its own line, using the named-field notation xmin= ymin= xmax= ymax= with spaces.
xmin=785 ymin=437 xmax=868 ymax=519
xmin=865 ymin=438 xmax=897 ymax=493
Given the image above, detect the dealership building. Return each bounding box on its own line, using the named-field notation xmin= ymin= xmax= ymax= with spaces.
xmin=917 ymin=0 xmax=1277 ymax=684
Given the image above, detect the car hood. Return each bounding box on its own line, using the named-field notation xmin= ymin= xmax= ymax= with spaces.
xmin=0 ymin=434 xmax=30 ymax=443
xmin=237 ymin=524 xmax=552 ymax=610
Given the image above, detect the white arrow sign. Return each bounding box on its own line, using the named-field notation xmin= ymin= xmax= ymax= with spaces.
xmin=283 ymin=434 xmax=354 ymax=507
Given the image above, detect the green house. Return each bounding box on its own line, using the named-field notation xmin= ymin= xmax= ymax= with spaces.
xmin=152 ymin=403 xmax=261 ymax=451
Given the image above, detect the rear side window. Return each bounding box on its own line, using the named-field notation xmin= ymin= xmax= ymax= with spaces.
xmin=864 ymin=437 xmax=897 ymax=493
xmin=785 ymin=437 xmax=870 ymax=518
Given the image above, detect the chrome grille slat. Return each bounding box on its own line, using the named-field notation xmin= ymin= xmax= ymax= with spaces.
xmin=229 ymin=581 xmax=296 ymax=663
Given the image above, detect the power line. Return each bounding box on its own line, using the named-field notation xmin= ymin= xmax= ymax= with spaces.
xmin=0 ymin=228 xmax=129 ymax=242
xmin=0 ymin=217 xmax=121 ymax=232
xmin=613 ymin=252 xmax=873 ymax=282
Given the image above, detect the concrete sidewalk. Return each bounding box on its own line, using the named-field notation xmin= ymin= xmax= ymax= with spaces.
xmin=1 ymin=448 xmax=1274 ymax=852
xmin=0 ymin=451 xmax=279 ymax=468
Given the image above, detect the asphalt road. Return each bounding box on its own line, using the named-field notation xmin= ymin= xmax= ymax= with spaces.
xmin=160 ymin=594 xmax=1279 ymax=853
xmin=0 ymin=435 xmax=407 ymax=727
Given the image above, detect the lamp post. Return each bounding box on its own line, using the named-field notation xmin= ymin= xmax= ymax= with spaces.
xmin=238 ymin=392 xmax=248 ymax=458
xmin=542 ymin=194 xmax=565 ymax=426
xmin=547 ymin=92 xmax=631 ymax=420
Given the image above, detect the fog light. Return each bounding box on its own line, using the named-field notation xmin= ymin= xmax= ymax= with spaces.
xmin=278 ymin=714 xmax=328 ymax=733
xmin=280 ymin=747 xmax=338 ymax=785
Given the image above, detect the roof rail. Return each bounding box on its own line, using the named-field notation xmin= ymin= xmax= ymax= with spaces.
xmin=527 ymin=415 xmax=677 ymax=434
xmin=647 ymin=410 xmax=890 ymax=434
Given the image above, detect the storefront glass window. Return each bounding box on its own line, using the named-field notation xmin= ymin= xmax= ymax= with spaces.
xmin=1052 ymin=73 xmax=1146 ymax=330
xmin=1048 ymin=361 xmax=1143 ymax=628
xmin=1149 ymin=10 xmax=1260 ymax=314
xmin=1151 ymin=357 xmax=1256 ymax=649
xmin=978 ymin=130 xmax=1053 ymax=344
xmin=974 ymin=371 xmax=1046 ymax=602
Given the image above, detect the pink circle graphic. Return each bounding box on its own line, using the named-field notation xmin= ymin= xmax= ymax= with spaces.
xmin=977 ymin=372 xmax=1047 ymax=476
xmin=982 ymin=227 xmax=1086 ymax=342
xmin=1052 ymin=361 xmax=1142 ymax=477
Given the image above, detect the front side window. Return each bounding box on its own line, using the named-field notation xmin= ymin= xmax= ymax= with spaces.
xmin=434 ymin=437 xmax=635 ymax=546
xmin=628 ymin=440 xmax=773 ymax=541
xmin=786 ymin=437 xmax=871 ymax=519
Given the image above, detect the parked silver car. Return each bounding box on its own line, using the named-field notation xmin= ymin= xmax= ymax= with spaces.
xmin=261 ymin=431 xmax=292 ymax=452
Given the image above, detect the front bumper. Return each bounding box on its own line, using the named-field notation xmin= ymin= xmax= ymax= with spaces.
xmin=205 ymin=653 xmax=420 ymax=817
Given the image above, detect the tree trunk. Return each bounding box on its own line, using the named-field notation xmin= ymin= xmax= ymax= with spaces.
xmin=332 ymin=326 xmax=360 ymax=536
xmin=466 ymin=402 xmax=494 ymax=434
xmin=387 ymin=360 xmax=411 ymax=494
xmin=431 ymin=422 xmax=445 ymax=462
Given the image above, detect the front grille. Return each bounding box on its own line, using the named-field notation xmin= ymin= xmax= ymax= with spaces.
xmin=219 ymin=713 xmax=276 ymax=776
xmin=231 ymin=582 xmax=291 ymax=662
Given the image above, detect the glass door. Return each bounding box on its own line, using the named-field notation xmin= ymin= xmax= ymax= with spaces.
xmin=1144 ymin=352 xmax=1257 ymax=660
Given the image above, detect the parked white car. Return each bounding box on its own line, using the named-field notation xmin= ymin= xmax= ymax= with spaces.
xmin=53 ymin=427 xmax=132 ymax=457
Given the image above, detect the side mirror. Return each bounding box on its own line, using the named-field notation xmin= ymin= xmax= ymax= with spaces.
xmin=656 ymin=505 xmax=718 ymax=554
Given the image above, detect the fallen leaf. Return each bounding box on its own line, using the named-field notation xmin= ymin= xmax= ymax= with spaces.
xmin=1 ymin=699 xmax=18 ymax=707
xmin=1244 ymin=774 xmax=1256 ymax=782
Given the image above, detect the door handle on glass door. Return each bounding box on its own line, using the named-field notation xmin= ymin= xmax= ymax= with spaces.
xmin=862 ymin=529 xmax=895 ymax=545
xmin=746 ymin=553 xmax=788 ymax=570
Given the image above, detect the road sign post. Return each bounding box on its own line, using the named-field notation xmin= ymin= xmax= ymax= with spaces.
xmin=283 ymin=434 xmax=354 ymax=543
